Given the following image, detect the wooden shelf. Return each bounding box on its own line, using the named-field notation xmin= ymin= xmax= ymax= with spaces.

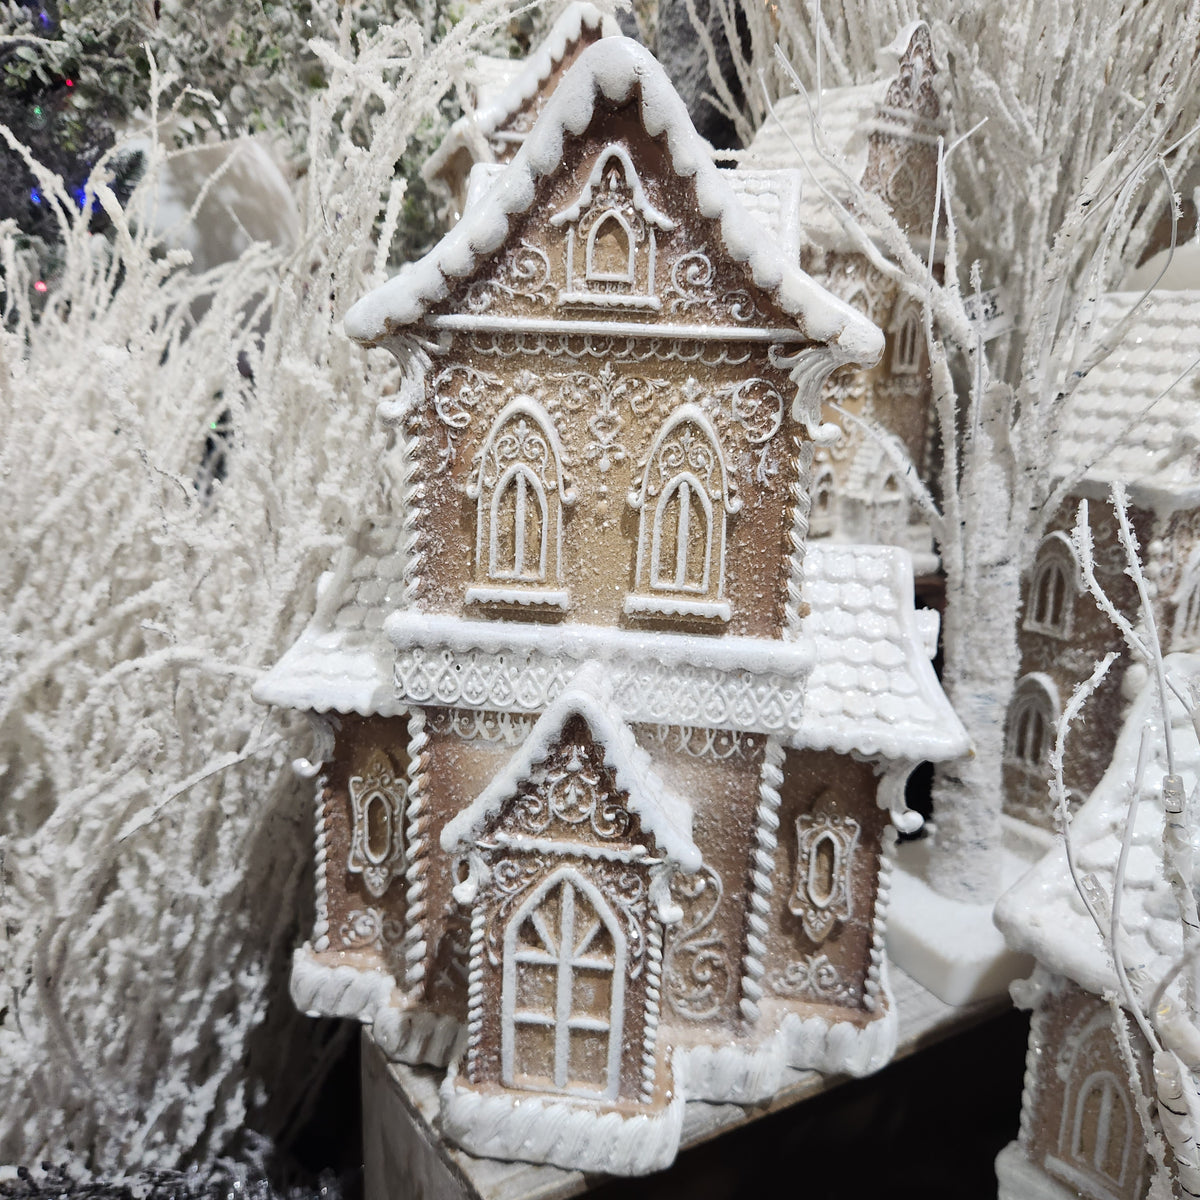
xmin=361 ymin=964 xmax=1008 ymax=1200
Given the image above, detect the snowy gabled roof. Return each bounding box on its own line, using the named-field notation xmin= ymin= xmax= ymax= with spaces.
xmin=795 ymin=543 xmax=968 ymax=762
xmin=251 ymin=516 xmax=408 ymax=718
xmin=421 ymin=3 xmax=621 ymax=187
xmin=441 ymin=662 xmax=702 ymax=872
xmin=347 ymin=37 xmax=883 ymax=367
xmin=994 ymin=652 xmax=1200 ymax=999
xmin=1056 ymin=290 xmax=1200 ymax=510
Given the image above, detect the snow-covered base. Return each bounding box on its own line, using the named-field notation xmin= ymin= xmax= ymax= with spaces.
xmin=439 ymin=1066 xmax=685 ymax=1176
xmin=886 ymin=840 xmax=1034 ymax=1005
xmin=290 ymin=944 xmax=462 ymax=1067
xmin=994 ymin=1142 xmax=1076 ymax=1200
xmin=780 ymin=1002 xmax=898 ymax=1077
xmin=673 ymin=1031 xmax=788 ymax=1103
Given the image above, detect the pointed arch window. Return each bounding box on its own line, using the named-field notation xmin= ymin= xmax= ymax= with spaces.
xmin=501 ymin=868 xmax=626 ymax=1100
xmin=624 ymin=405 xmax=741 ymax=622
xmin=1005 ymin=674 xmax=1060 ymax=774
xmin=466 ymin=398 xmax=575 ymax=610
xmin=1046 ymin=1012 xmax=1142 ymax=1199
xmin=810 ymin=465 xmax=836 ymax=537
xmin=1173 ymin=552 xmax=1200 ymax=649
xmin=891 ymin=299 xmax=922 ymax=375
xmin=586 ymin=210 xmax=635 ymax=283
xmin=1025 ymin=533 xmax=1077 ymax=638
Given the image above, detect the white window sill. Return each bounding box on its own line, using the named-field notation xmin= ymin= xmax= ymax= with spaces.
xmin=558 ymin=291 xmax=662 ymax=312
xmin=623 ymin=593 xmax=731 ymax=622
xmin=465 ymin=585 xmax=570 ymax=610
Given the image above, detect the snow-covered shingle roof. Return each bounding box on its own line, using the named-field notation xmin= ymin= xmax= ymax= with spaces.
xmin=795 ymin=543 xmax=966 ymax=761
xmin=252 ymin=517 xmax=408 ymax=717
xmin=994 ymin=652 xmax=1200 ymax=998
xmin=441 ymin=662 xmax=702 ymax=872
xmin=256 ymin=532 xmax=964 ymax=767
xmin=347 ymin=37 xmax=883 ymax=366
xmin=1057 ymin=291 xmax=1200 ymax=510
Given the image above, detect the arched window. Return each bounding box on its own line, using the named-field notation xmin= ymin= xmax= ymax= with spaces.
xmin=1005 ymin=674 xmax=1060 ymax=773
xmin=1071 ymin=1071 xmax=1133 ymax=1186
xmin=586 ymin=210 xmax=634 ymax=283
xmin=891 ymin=300 xmax=922 ymax=374
xmin=1025 ymin=534 xmax=1077 ymax=637
xmin=1173 ymin=553 xmax=1200 ymax=649
xmin=810 ymin=465 xmax=836 ymax=536
xmin=501 ymin=868 xmax=626 ymax=1100
xmin=1046 ymin=1011 xmax=1141 ymax=1198
xmin=625 ymin=405 xmax=741 ymax=622
xmin=466 ymin=398 xmax=574 ymax=610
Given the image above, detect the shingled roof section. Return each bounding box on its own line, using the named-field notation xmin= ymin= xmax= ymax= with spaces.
xmin=346 ymin=37 xmax=883 ymax=367
xmin=1056 ymin=290 xmax=1200 ymax=510
xmin=995 ymin=651 xmax=1200 ymax=998
xmin=794 ymin=543 xmax=966 ymax=762
xmin=252 ymin=516 xmax=408 ymax=718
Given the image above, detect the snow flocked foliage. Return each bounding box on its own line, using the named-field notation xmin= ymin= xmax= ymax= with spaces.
xmin=0 ymin=0 xmax=531 ymax=1172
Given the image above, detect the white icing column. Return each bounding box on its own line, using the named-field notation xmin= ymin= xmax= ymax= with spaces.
xmin=740 ymin=737 xmax=785 ymax=1022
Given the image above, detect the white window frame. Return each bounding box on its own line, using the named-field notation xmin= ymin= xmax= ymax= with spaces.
xmin=500 ymin=866 xmax=627 ymax=1101
xmin=466 ymin=397 xmax=574 ymax=610
xmin=1004 ymin=673 xmax=1061 ymax=773
xmin=890 ymin=300 xmax=922 ymax=375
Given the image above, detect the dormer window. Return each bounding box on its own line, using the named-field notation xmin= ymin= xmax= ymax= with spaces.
xmin=551 ymin=144 xmax=675 ymax=311
xmin=466 ymin=398 xmax=575 ymax=610
xmin=890 ymin=300 xmax=922 ymax=375
xmin=624 ymin=405 xmax=740 ymax=622
xmin=1025 ymin=534 xmax=1077 ymax=638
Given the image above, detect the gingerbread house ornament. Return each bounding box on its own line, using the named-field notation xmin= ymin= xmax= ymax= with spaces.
xmin=256 ymin=35 xmax=968 ymax=1175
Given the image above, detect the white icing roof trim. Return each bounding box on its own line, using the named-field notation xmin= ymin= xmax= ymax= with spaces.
xmin=347 ymin=37 xmax=883 ymax=366
xmin=995 ymin=652 xmax=1200 ymax=997
xmin=441 ymin=662 xmax=702 ymax=872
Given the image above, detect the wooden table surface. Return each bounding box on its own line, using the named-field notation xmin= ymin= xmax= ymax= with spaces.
xmin=361 ymin=965 xmax=1010 ymax=1200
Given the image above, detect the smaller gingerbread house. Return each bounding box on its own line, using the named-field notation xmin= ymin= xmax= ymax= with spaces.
xmin=742 ymin=22 xmax=945 ymax=573
xmin=994 ymin=653 xmax=1199 ymax=1200
xmin=1003 ymin=290 xmax=1200 ymax=840
xmin=422 ymin=2 xmax=621 ymax=224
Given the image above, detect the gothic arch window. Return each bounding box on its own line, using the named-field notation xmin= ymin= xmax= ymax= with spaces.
xmin=810 ymin=465 xmax=836 ymax=536
xmin=586 ymin=211 xmax=635 ymax=283
xmin=466 ymin=398 xmax=575 ymax=610
xmin=891 ymin=299 xmax=922 ymax=374
xmin=501 ymin=867 xmax=626 ymax=1100
xmin=1005 ymin=674 xmax=1060 ymax=774
xmin=1025 ymin=534 xmax=1077 ymax=638
xmin=624 ymin=404 xmax=741 ymax=622
xmin=1047 ymin=1013 xmax=1140 ymax=1199
xmin=1173 ymin=552 xmax=1200 ymax=649
xmin=551 ymin=143 xmax=674 ymax=310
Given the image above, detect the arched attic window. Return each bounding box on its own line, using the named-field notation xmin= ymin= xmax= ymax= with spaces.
xmin=1004 ymin=673 xmax=1060 ymax=774
xmin=890 ymin=298 xmax=922 ymax=375
xmin=624 ymin=405 xmax=740 ymax=622
xmin=465 ymin=398 xmax=575 ymax=611
xmin=586 ymin=210 xmax=635 ymax=283
xmin=1173 ymin=551 xmax=1200 ymax=649
xmin=1024 ymin=533 xmax=1077 ymax=638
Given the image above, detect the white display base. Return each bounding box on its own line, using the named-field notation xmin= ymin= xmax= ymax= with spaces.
xmin=885 ymin=837 xmax=1037 ymax=1006
xmin=361 ymin=964 xmax=1007 ymax=1200
xmin=994 ymin=1141 xmax=1077 ymax=1200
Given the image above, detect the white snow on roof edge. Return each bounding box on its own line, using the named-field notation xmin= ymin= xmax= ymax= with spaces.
xmin=441 ymin=661 xmax=702 ymax=872
xmin=346 ymin=38 xmax=883 ymax=366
